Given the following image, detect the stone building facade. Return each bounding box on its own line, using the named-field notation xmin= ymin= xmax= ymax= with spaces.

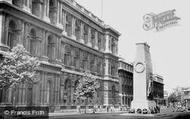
xmin=152 ymin=74 xmax=164 ymax=105
xmin=0 ymin=0 xmax=120 ymax=111
xmin=118 ymin=58 xmax=133 ymax=107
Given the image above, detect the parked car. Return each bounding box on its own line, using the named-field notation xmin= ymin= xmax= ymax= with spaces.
xmin=129 ymin=108 xmax=135 ymax=113
xmin=136 ymin=108 xmax=142 ymax=114
xmin=142 ymin=108 xmax=148 ymax=114
xmin=188 ymin=107 xmax=190 ymax=111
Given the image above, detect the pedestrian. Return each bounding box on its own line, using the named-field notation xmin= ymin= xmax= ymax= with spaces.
xmin=78 ymin=106 xmax=81 ymax=113
xmin=107 ymin=106 xmax=109 ymax=112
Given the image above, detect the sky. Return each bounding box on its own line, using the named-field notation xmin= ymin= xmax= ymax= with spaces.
xmin=75 ymin=0 xmax=190 ymax=93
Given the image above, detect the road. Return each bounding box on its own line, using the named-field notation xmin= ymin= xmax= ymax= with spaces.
xmin=49 ymin=111 xmax=190 ymax=119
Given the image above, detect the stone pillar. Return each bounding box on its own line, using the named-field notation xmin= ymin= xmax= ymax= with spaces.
xmin=71 ymin=17 xmax=76 ymax=40
xmin=44 ymin=31 xmax=48 ymax=57
xmin=103 ymin=81 xmax=109 ymax=105
xmin=56 ymin=1 xmax=63 ymax=28
xmin=62 ymin=10 xmax=67 ymax=36
xmin=23 ymin=23 xmax=30 ymax=52
xmin=87 ymin=27 xmax=92 ymax=47
xmin=57 ymin=37 xmax=62 ymax=63
xmin=115 ymin=41 xmax=118 ymax=55
xmin=79 ymin=22 xmax=84 ymax=43
xmin=32 ymin=0 xmax=44 ymax=18
xmin=104 ymin=58 xmax=109 ymax=76
xmin=0 ymin=15 xmax=5 ymax=48
xmin=94 ymin=31 xmax=98 ymax=50
xmin=43 ymin=0 xmax=50 ymax=22
xmin=16 ymin=29 xmax=22 ymax=44
xmin=22 ymin=0 xmax=30 ymax=13
xmin=105 ymin=34 xmax=110 ymax=53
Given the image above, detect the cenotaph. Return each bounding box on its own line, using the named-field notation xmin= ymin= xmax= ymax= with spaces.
xmin=131 ymin=42 xmax=156 ymax=111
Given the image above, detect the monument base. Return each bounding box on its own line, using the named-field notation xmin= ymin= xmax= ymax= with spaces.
xmin=131 ymin=99 xmax=156 ymax=111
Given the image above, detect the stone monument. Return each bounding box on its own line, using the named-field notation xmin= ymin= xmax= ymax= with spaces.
xmin=131 ymin=42 xmax=156 ymax=111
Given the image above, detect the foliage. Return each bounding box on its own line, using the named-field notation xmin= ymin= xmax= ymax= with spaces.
xmin=0 ymin=44 xmax=40 ymax=89
xmin=74 ymin=72 xmax=100 ymax=100
xmin=168 ymin=92 xmax=178 ymax=104
xmin=168 ymin=87 xmax=185 ymax=106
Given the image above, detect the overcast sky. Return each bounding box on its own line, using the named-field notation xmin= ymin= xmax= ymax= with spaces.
xmin=76 ymin=0 xmax=190 ymax=93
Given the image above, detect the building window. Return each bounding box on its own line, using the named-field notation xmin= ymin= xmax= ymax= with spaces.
xmin=111 ymin=39 xmax=116 ymax=54
xmin=74 ymin=80 xmax=79 ymax=92
xmin=29 ymin=29 xmax=36 ymax=55
xmin=83 ymin=25 xmax=88 ymax=44
xmin=47 ymin=35 xmax=56 ymax=60
xmin=66 ymin=13 xmax=72 ymax=37
xmin=74 ymin=49 xmax=80 ymax=69
xmin=112 ymin=85 xmax=116 ymax=104
xmin=64 ymin=79 xmax=72 ymax=104
xmin=49 ymin=0 xmax=57 ymax=24
xmin=75 ymin=20 xmax=80 ymax=40
xmin=97 ymin=59 xmax=101 ymax=74
xmin=64 ymin=45 xmax=71 ymax=66
xmin=90 ymin=55 xmax=95 ymax=72
xmin=83 ymin=52 xmax=88 ymax=70
xmin=91 ymin=29 xmax=95 ymax=48
xmin=80 ymin=51 xmax=84 ymax=69
xmin=29 ymin=28 xmax=41 ymax=56
xmin=7 ymin=20 xmax=17 ymax=49
xmin=98 ymin=33 xmax=102 ymax=50
xmin=32 ymin=0 xmax=38 ymax=16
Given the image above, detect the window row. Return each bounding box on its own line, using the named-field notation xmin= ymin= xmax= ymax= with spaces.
xmin=5 ymin=20 xmax=105 ymax=74
xmin=12 ymin=0 xmax=107 ymax=52
xmin=63 ymin=44 xmax=104 ymax=75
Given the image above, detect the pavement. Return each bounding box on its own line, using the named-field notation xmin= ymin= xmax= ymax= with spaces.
xmin=49 ymin=110 xmax=127 ymax=116
xmin=49 ymin=111 xmax=190 ymax=119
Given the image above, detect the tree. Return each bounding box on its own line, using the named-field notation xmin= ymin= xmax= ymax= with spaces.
xmin=0 ymin=44 xmax=40 ymax=89
xmin=168 ymin=92 xmax=178 ymax=105
xmin=74 ymin=72 xmax=100 ymax=113
xmin=168 ymin=87 xmax=185 ymax=107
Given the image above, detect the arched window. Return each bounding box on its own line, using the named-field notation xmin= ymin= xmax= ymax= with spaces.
xmin=47 ymin=35 xmax=56 ymax=60
xmin=7 ymin=21 xmax=17 ymax=49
